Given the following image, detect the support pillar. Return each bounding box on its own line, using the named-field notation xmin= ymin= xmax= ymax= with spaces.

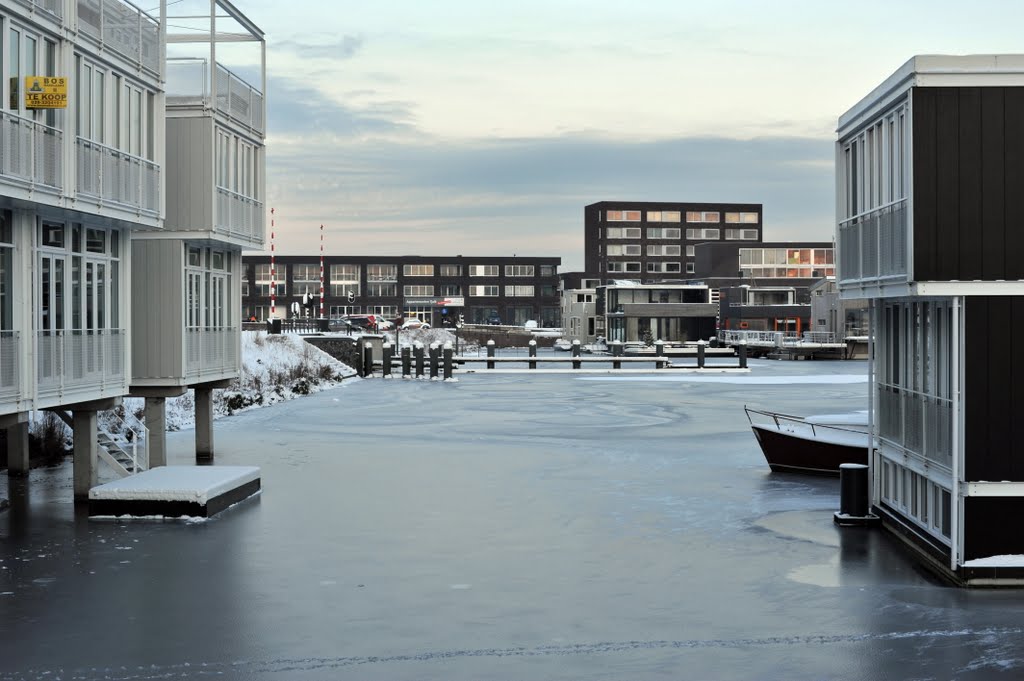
xmin=195 ymin=388 xmax=214 ymax=464
xmin=73 ymin=410 xmax=98 ymax=502
xmin=528 ymin=340 xmax=537 ymax=369
xmin=144 ymin=397 xmax=168 ymax=468
xmin=5 ymin=420 xmax=29 ymax=476
xmin=443 ymin=342 xmax=453 ymax=380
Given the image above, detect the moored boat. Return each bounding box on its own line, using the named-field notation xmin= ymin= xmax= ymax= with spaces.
xmin=744 ymin=406 xmax=870 ymax=475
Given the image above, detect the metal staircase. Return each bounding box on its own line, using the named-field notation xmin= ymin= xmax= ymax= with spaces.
xmin=55 ymin=407 xmax=150 ymax=478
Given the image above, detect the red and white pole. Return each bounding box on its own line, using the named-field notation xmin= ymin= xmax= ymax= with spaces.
xmin=270 ymin=208 xmax=276 ymax=318
xmin=319 ymin=224 xmax=325 ymax=319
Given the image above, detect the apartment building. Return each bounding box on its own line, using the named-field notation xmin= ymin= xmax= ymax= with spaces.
xmin=242 ymin=255 xmax=561 ymax=328
xmin=838 ymin=55 xmax=1024 ymax=585
xmin=0 ymin=0 xmax=264 ymax=498
xmin=584 ymin=201 xmax=763 ymax=281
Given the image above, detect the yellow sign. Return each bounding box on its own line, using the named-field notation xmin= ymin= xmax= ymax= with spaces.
xmin=24 ymin=76 xmax=67 ymax=109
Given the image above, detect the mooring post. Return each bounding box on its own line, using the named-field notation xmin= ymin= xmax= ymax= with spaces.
xmin=402 ymin=346 xmax=412 ymax=379
xmin=655 ymin=339 xmax=664 ymax=356
xmin=362 ymin=342 xmax=374 ymax=377
xmin=571 ymin=340 xmax=581 ymax=369
xmin=834 ymin=463 xmax=879 ymax=526
xmin=611 ymin=340 xmax=622 ymax=369
xmin=443 ymin=342 xmax=454 ymax=380
xmin=487 ymin=340 xmax=496 ymax=369
xmin=528 ymin=340 xmax=537 ymax=369
xmin=739 ymin=339 xmax=748 ymax=369
xmin=382 ymin=341 xmax=393 ymax=378
xmin=697 ymin=339 xmax=706 ymax=369
xmin=429 ymin=342 xmax=440 ymax=380
xmin=414 ymin=341 xmax=425 ymax=379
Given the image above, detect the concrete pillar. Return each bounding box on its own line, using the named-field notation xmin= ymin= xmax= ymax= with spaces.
xmin=5 ymin=420 xmax=29 ymax=476
xmin=195 ymin=388 xmax=214 ymax=464
xmin=144 ymin=397 xmax=167 ymax=468
xmin=73 ymin=410 xmax=98 ymax=502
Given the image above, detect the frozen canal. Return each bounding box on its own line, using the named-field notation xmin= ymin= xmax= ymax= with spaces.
xmin=3 ymin=359 xmax=1024 ymax=680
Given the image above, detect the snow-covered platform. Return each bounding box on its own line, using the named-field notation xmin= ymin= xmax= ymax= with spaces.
xmin=88 ymin=465 xmax=261 ymax=518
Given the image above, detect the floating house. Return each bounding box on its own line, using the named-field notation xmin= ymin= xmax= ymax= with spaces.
xmin=837 ymin=55 xmax=1024 ymax=585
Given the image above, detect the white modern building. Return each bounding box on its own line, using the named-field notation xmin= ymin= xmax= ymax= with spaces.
xmin=837 ymin=55 xmax=1024 ymax=585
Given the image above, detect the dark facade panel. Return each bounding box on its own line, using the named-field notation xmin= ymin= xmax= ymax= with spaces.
xmin=914 ymin=86 xmax=1024 ymax=282
xmin=964 ymin=498 xmax=1024 ymax=561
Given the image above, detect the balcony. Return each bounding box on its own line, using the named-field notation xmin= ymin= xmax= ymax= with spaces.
xmin=13 ymin=0 xmax=62 ymax=19
xmin=0 ymin=111 xmax=62 ymax=191
xmin=37 ymin=330 xmax=126 ymax=402
xmin=0 ymin=331 xmax=22 ymax=406
xmin=166 ymin=59 xmax=265 ymax=135
xmin=185 ymin=327 xmax=239 ymax=382
xmin=216 ymin=186 xmax=263 ymax=242
xmin=77 ymin=0 xmax=160 ymax=75
xmin=837 ymin=200 xmax=908 ymax=286
xmin=76 ymin=138 xmax=160 ymax=215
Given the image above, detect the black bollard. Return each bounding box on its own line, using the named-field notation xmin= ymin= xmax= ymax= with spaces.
xmin=402 ymin=346 xmax=412 ymax=379
xmin=697 ymin=341 xmax=706 ymax=369
xmin=414 ymin=343 xmax=425 ymax=378
xmin=611 ymin=340 xmax=622 ymax=370
xmin=739 ymin=341 xmax=748 ymax=369
xmin=382 ymin=342 xmax=393 ymax=378
xmin=834 ymin=463 xmax=880 ymax=526
xmin=429 ymin=343 xmax=440 ymax=379
xmin=528 ymin=340 xmax=537 ymax=370
xmin=571 ymin=340 xmax=581 ymax=370
xmin=487 ymin=340 xmax=496 ymax=370
xmin=362 ymin=342 xmax=374 ymax=378
xmin=655 ymin=340 xmax=664 ymax=356
xmin=443 ymin=343 xmax=453 ymax=380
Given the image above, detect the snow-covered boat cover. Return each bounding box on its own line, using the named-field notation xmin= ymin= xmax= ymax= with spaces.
xmin=88 ymin=466 xmax=260 ymax=504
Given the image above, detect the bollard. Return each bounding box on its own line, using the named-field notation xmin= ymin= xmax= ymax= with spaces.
xmin=697 ymin=340 xmax=706 ymax=369
xmin=487 ymin=340 xmax=496 ymax=370
xmin=528 ymin=340 xmax=537 ymax=370
xmin=611 ymin=340 xmax=622 ymax=369
xmin=414 ymin=342 xmax=425 ymax=379
xmin=382 ymin=342 xmax=393 ymax=378
xmin=362 ymin=342 xmax=374 ymax=377
xmin=401 ymin=346 xmax=412 ymax=379
xmin=429 ymin=343 xmax=440 ymax=380
xmin=834 ymin=463 xmax=880 ymax=526
xmin=739 ymin=339 xmax=748 ymax=369
xmin=443 ymin=342 xmax=453 ymax=380
xmin=571 ymin=340 xmax=581 ymax=370
xmin=655 ymin=339 xmax=664 ymax=356
xmin=709 ymin=336 xmax=719 ymax=349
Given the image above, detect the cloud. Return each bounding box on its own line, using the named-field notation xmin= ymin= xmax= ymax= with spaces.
xmin=272 ymin=35 xmax=364 ymax=61
xmin=265 ymin=76 xmax=416 ymax=136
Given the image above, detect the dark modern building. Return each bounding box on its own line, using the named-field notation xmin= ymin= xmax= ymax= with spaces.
xmin=584 ymin=201 xmax=763 ymax=281
xmin=837 ymin=54 xmax=1024 ymax=585
xmin=241 ymin=255 xmax=562 ymax=328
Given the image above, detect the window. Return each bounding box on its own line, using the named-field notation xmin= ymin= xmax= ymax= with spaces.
xmin=404 ymin=285 xmax=434 ymax=296
xmin=607 ymin=244 xmax=641 ymax=256
xmin=539 ymin=265 xmax=555 ymax=277
xmin=607 ymin=262 xmax=641 ymax=273
xmin=686 ymin=246 xmax=695 ymax=257
xmin=541 ymin=284 xmax=557 ymax=296
xmin=686 ymin=228 xmax=720 ymax=240
xmin=725 ymin=229 xmax=759 ymax=240
xmin=606 ymin=227 xmax=642 ymax=239
xmin=606 ymin=210 xmax=641 ymax=221
xmin=254 ymin=263 xmax=286 ymax=296
xmin=439 ymin=264 xmax=462 ymax=276
xmin=366 ymin=282 xmax=397 ymax=296
xmin=505 ymin=265 xmax=534 ymax=277
xmin=647 ymin=245 xmax=681 ymax=256
xmin=646 ymin=211 xmax=681 ymax=222
xmin=469 ymin=285 xmax=499 ymax=296
xmin=293 ymin=264 xmax=319 ymax=282
xmin=647 ymin=262 xmax=681 ymax=273
xmin=330 ymin=264 xmax=360 ymax=297
xmin=686 ymin=211 xmax=720 ymax=223
xmin=440 ymin=284 xmax=462 ymax=296
xmin=686 ymin=263 xmax=695 ymax=274
xmin=725 ymin=212 xmax=759 ymax=223
xmin=403 ymin=264 xmax=434 ymax=276
xmin=504 ymin=285 xmax=534 ymax=297
xmin=647 ymin=227 xmax=681 ymax=239
xmin=367 ymin=264 xmax=397 ymax=281
xmin=469 ymin=265 xmax=499 ymax=277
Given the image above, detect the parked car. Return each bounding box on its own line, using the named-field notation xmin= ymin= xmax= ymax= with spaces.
xmin=401 ymin=318 xmax=431 ymax=330
xmin=374 ymin=316 xmax=394 ymax=331
xmin=487 ymin=315 xmax=502 ymax=325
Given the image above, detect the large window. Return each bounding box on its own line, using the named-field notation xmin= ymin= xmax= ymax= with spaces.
xmin=724 ymin=212 xmax=759 ymax=223
xmin=606 ymin=227 xmax=641 ymax=239
xmin=367 ymin=264 xmax=397 ymax=281
xmin=607 ymin=262 xmax=641 ymax=273
xmin=725 ymin=229 xmax=759 ymax=240
xmin=440 ymin=284 xmax=462 ymax=296
xmin=505 ymin=264 xmax=534 ymax=277
xmin=330 ymin=264 xmax=360 ymax=297
xmin=606 ymin=210 xmax=641 ymax=221
xmin=403 ymin=264 xmax=434 ymax=276
xmin=366 ymin=282 xmax=397 ymax=296
xmin=607 ymin=244 xmax=641 ymax=256
xmin=647 ymin=244 xmax=681 ymax=256
xmin=686 ymin=228 xmax=720 ymax=240
xmin=738 ymin=248 xmax=835 ymax=278
xmin=504 ymin=285 xmax=534 ymax=297
xmin=469 ymin=265 xmax=499 ymax=277
xmin=841 ymin=103 xmax=907 ymax=220
xmin=469 ymin=285 xmax=499 ymax=296
xmin=647 ymin=262 xmax=681 ymax=273
xmin=686 ymin=211 xmax=720 ymax=223
xmin=185 ymin=246 xmax=232 ymax=329
xmin=216 ymin=128 xmax=258 ymax=198
xmin=539 ymin=265 xmax=555 ymax=277
xmin=439 ymin=264 xmax=462 ymax=277
xmin=647 ymin=227 xmax=681 ymax=239
xmin=254 ymin=263 xmax=286 ymax=296
xmin=403 ymin=285 xmax=434 ymax=296
xmin=646 ymin=211 xmax=681 ymax=222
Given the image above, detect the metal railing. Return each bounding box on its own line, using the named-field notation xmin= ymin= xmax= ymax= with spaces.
xmin=877 ymin=386 xmax=952 ymax=470
xmin=0 ymin=331 xmax=21 ymax=402
xmin=76 ymin=137 xmax=160 ymax=214
xmin=0 ymin=111 xmax=62 ymax=190
xmin=215 ymin=63 xmax=264 ymax=133
xmin=14 ymin=0 xmax=63 ymax=18
xmin=216 ymin=186 xmax=263 ymax=241
xmin=837 ymin=199 xmax=908 ymax=284
xmin=185 ymin=327 xmax=240 ymax=380
xmin=165 ymin=59 xmax=264 ymax=134
xmin=37 ymin=329 xmax=126 ymax=399
xmin=77 ymin=0 xmax=160 ymax=74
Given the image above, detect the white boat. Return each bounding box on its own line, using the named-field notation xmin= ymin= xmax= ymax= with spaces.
xmin=744 ymin=407 xmax=870 ymax=475
xmin=553 ymin=338 xmax=573 ymax=352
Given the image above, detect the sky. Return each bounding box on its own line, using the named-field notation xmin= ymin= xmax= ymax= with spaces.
xmin=171 ymin=0 xmax=1024 ymax=271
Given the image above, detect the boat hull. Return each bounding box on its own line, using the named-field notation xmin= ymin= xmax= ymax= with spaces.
xmin=750 ymin=425 xmax=868 ymax=476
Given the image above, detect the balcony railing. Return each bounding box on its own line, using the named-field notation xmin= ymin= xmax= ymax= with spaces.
xmin=837 ymin=200 xmax=908 ymax=285
xmin=76 ymin=137 xmax=159 ymax=214
xmin=166 ymin=59 xmax=265 ymax=134
xmin=0 ymin=331 xmax=21 ymax=403
xmin=0 ymin=111 xmax=62 ymax=190
xmin=877 ymin=385 xmax=953 ymax=470
xmin=77 ymin=0 xmax=160 ymax=74
xmin=185 ymin=327 xmax=239 ymax=381
xmin=14 ymin=0 xmax=63 ymax=18
xmin=37 ymin=329 xmax=126 ymax=400
xmin=216 ymin=186 xmax=263 ymax=242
